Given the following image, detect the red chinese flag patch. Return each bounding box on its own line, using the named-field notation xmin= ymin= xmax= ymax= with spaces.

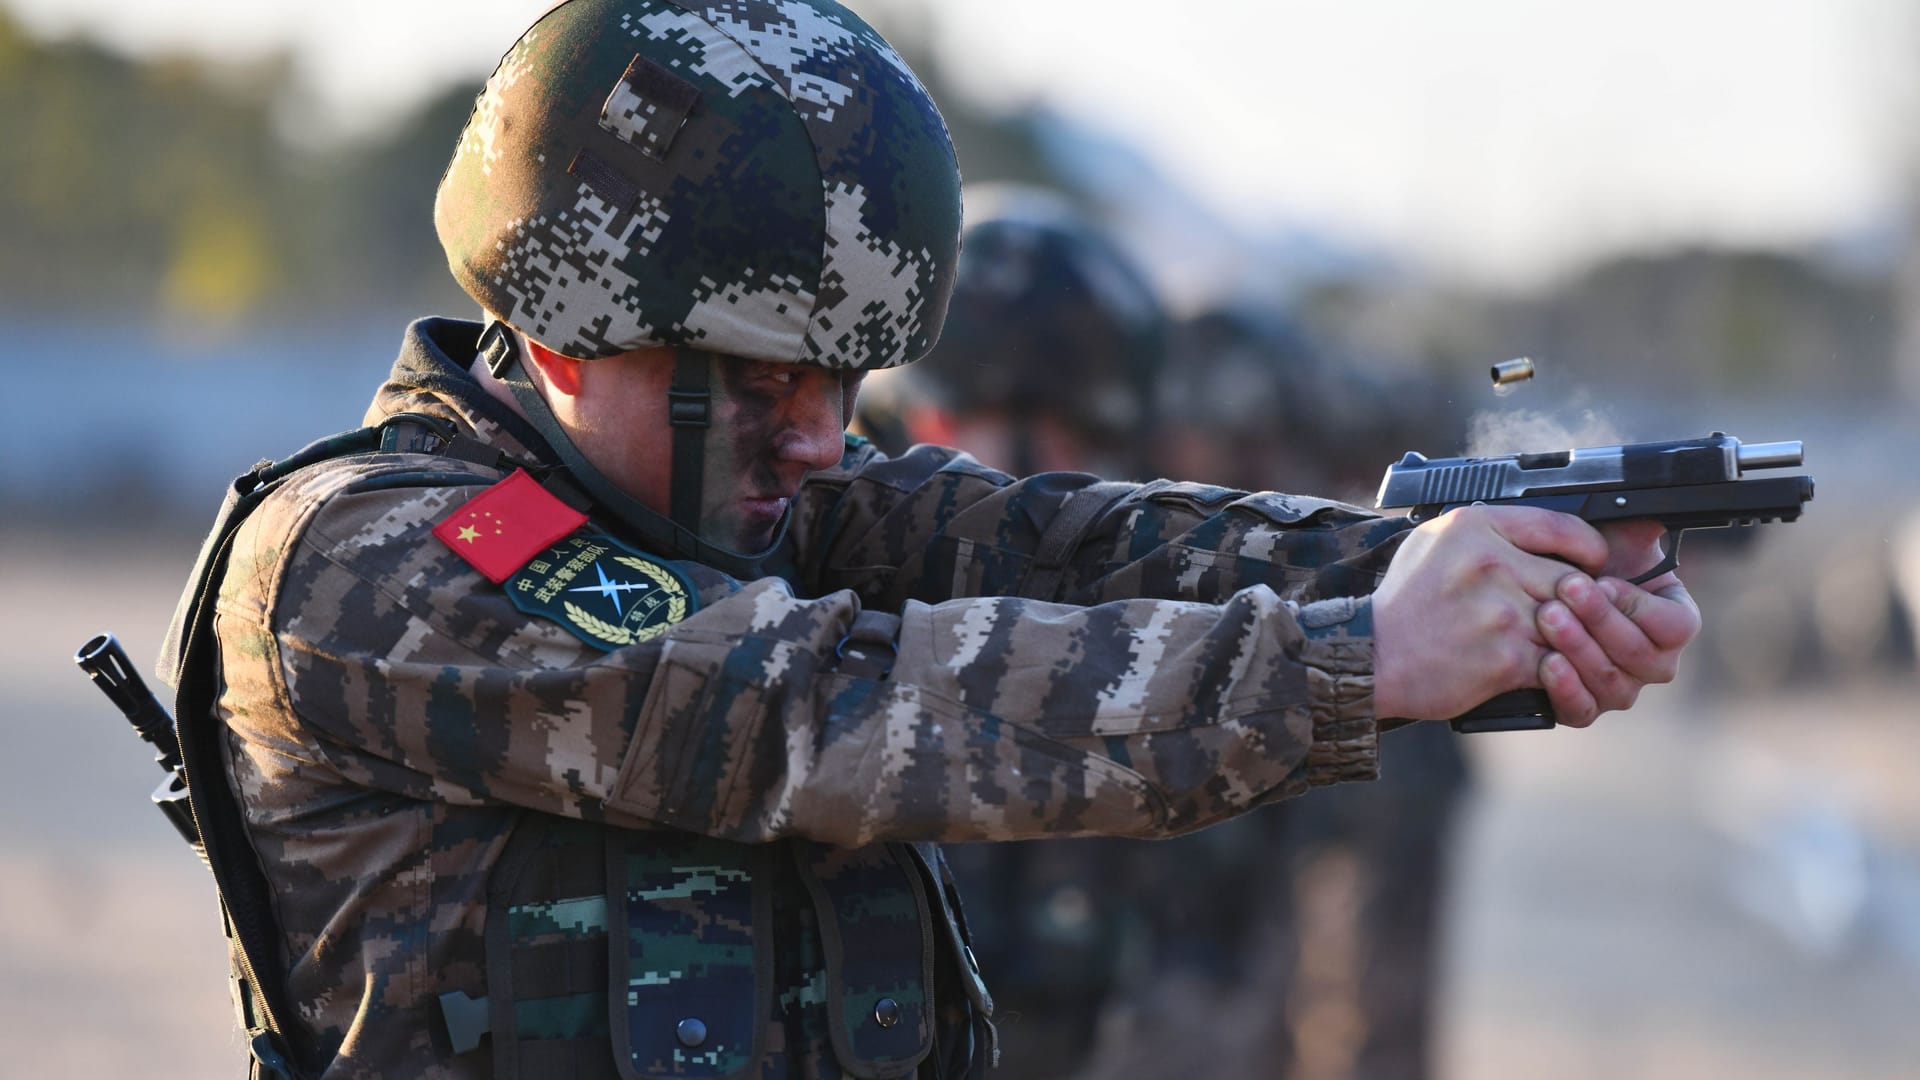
xmin=433 ymin=469 xmax=589 ymax=584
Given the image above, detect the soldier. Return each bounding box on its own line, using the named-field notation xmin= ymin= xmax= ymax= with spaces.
xmin=154 ymin=3 xmax=1700 ymax=1078
xmin=863 ymin=186 xmax=1166 ymax=482
xmin=1159 ymin=306 xmax=1475 ymax=1080
xmin=897 ymin=219 xmax=1467 ymax=1080
xmin=860 ymin=187 xmax=1174 ymax=1076
xmin=1158 ymin=306 xmax=1339 ymax=495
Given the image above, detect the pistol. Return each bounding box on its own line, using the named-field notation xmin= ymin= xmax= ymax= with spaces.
xmin=75 ymin=633 xmax=200 ymax=848
xmin=1375 ymin=432 xmax=1814 ymax=733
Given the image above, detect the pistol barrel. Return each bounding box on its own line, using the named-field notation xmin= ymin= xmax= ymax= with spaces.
xmin=1736 ymin=441 xmax=1803 ymax=471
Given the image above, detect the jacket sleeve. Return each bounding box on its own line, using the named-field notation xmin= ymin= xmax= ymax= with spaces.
xmin=784 ymin=442 xmax=1414 ymax=611
xmin=221 ymin=460 xmax=1379 ymax=850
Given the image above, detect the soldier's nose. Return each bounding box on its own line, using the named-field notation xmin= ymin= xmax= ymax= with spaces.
xmin=776 ymin=372 xmax=849 ymax=472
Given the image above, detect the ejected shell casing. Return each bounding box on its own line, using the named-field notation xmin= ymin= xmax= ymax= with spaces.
xmin=1490 ymin=357 xmax=1536 ymax=386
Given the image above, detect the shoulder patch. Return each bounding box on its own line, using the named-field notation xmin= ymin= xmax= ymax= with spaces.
xmin=502 ymin=531 xmax=700 ymax=651
xmin=433 ymin=469 xmax=588 ymax=583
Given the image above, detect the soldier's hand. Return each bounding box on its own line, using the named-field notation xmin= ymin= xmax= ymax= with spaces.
xmin=1533 ymin=520 xmax=1702 ymax=726
xmin=1367 ymin=503 xmax=1620 ymax=722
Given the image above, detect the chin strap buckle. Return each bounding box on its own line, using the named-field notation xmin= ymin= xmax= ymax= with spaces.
xmin=478 ymin=320 xmax=517 ymax=378
xmin=668 ymin=388 xmax=710 ymax=427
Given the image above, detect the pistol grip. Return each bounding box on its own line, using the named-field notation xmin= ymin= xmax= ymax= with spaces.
xmin=1449 ymin=689 xmax=1557 ymax=733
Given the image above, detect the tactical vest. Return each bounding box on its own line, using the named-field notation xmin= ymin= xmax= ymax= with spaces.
xmin=455 ymin=816 xmax=988 ymax=1079
xmin=159 ymin=417 xmax=995 ymax=1079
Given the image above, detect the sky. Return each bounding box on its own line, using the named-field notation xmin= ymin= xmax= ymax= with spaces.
xmin=8 ymin=0 xmax=1914 ymax=285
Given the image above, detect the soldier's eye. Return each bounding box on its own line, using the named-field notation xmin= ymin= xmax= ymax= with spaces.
xmin=732 ymin=360 xmax=798 ymax=390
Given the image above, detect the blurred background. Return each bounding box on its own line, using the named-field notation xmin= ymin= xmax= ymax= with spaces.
xmin=1 ymin=0 xmax=1916 ymax=1076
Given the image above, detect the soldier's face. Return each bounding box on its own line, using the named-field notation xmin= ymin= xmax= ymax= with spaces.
xmin=700 ymin=356 xmax=864 ymax=551
xmin=568 ymin=349 xmax=860 ymax=551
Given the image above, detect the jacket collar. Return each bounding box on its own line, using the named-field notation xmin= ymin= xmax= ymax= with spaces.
xmin=361 ymin=317 xmax=558 ymax=467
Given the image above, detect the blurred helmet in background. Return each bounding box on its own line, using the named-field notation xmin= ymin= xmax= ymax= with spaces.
xmin=1160 ymin=303 xmax=1339 ymax=493
xmin=903 ymin=185 xmax=1168 ymax=475
xmin=435 ymin=0 xmax=962 ymax=370
xmin=1163 ymin=303 xmax=1454 ymax=499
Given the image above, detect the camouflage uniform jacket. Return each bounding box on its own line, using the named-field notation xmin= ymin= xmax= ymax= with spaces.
xmin=203 ymin=318 xmax=1409 ymax=1078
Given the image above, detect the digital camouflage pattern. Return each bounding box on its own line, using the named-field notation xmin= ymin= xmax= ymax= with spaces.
xmin=436 ymin=0 xmax=962 ymax=368
xmin=202 ymin=318 xmax=1409 ymax=1076
xmin=613 ymin=830 xmax=761 ymax=1076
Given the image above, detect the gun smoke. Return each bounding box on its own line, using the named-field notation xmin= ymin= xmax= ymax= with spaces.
xmin=1465 ymin=399 xmax=1627 ymax=457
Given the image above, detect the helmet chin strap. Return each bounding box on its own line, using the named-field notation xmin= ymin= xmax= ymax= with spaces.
xmin=666 ymin=349 xmax=711 ymax=531
xmin=476 ymin=320 xmax=789 ymax=578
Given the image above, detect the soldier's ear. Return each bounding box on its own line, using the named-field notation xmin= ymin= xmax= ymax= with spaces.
xmin=523 ymin=338 xmax=587 ymax=398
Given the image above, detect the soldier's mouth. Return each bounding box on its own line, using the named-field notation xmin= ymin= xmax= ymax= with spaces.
xmin=739 ymin=495 xmax=789 ymax=520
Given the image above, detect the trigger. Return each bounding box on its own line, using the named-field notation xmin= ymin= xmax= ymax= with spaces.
xmin=1627 ymin=528 xmax=1683 ymax=586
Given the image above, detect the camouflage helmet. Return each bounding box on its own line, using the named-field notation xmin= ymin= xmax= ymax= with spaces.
xmin=912 ymin=186 xmax=1167 ymax=446
xmin=436 ymin=0 xmax=963 ymax=369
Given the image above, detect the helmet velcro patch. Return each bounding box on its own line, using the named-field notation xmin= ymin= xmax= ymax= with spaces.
xmin=567 ymin=148 xmax=641 ymax=212
xmin=600 ymin=54 xmax=702 ymax=162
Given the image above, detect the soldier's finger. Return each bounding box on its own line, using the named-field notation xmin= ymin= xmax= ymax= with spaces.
xmin=1412 ymin=509 xmax=1572 ymax=605
xmin=1599 ymin=577 xmax=1703 ymax=654
xmin=1538 ymin=651 xmax=1600 ymax=727
xmin=1484 ymin=506 xmax=1610 ymax=576
xmin=1538 ymin=597 xmax=1640 ymax=712
xmin=1597 ymin=519 xmax=1670 ymax=581
xmin=1559 ymin=573 xmax=1679 ymax=683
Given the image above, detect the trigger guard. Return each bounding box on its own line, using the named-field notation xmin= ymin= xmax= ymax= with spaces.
xmin=1626 ymin=528 xmax=1683 ymax=586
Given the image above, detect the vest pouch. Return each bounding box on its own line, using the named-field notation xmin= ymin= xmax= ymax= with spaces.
xmin=484 ymin=815 xmax=621 ymax=1080
xmin=794 ymin=842 xmax=937 ymax=1079
xmin=909 ymin=843 xmax=998 ymax=1079
xmin=607 ymin=828 xmax=773 ymax=1080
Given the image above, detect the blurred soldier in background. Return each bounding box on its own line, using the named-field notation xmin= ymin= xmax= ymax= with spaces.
xmin=856 ymin=187 xmax=1171 ymax=1074
xmin=870 ymin=224 xmax=1474 ymax=1079
xmin=1158 ymin=307 xmax=1473 ymax=1080
xmin=1159 ymin=306 xmax=1456 ymax=505
xmin=857 ymin=187 xmax=1165 ymax=482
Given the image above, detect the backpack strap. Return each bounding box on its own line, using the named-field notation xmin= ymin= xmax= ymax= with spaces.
xmin=1014 ymin=481 xmax=1135 ymax=602
xmin=162 ymin=413 xmax=460 ymax=1079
